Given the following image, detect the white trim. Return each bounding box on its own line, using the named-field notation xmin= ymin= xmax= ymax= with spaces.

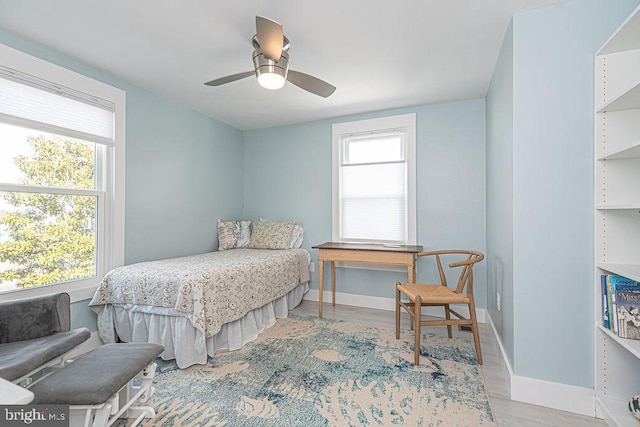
xmin=486 ymin=311 xmax=513 ymax=393
xmin=0 ymin=281 xmax=98 ymax=303
xmin=511 ymin=374 xmax=596 ymax=417
xmin=485 ymin=313 xmax=598 ymax=418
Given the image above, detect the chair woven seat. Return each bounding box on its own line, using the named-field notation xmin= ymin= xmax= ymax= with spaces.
xmin=397 ymin=283 xmax=470 ymax=304
xmin=395 ymin=249 xmax=484 ymax=365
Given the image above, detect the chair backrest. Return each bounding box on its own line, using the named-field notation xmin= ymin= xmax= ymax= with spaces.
xmin=418 ymin=250 xmax=484 ymax=296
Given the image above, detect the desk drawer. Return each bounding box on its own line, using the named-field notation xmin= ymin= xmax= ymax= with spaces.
xmin=318 ymin=249 xmax=414 ymax=265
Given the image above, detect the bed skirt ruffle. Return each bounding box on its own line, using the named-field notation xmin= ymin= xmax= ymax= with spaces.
xmin=97 ymin=282 xmax=309 ymax=368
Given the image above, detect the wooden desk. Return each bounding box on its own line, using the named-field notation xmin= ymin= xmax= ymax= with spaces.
xmin=312 ymin=242 xmax=423 ymax=317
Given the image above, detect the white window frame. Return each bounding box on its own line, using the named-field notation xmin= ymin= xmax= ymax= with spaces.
xmin=0 ymin=43 xmax=125 ymax=303
xmin=332 ymin=113 xmax=417 ymax=248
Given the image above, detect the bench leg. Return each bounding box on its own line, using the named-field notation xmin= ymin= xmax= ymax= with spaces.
xmin=91 ymin=405 xmax=112 ymax=427
xmin=123 ymin=362 xmax=157 ymax=427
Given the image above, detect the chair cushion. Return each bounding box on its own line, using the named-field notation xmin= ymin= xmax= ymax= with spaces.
xmin=30 ymin=343 xmax=164 ymax=405
xmin=0 ymin=328 xmax=91 ymax=382
xmin=397 ymin=283 xmax=469 ymax=304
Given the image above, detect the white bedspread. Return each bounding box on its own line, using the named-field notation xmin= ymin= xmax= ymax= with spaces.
xmin=89 ymin=249 xmax=311 ymax=339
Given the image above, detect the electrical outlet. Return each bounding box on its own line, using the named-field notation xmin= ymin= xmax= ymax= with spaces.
xmin=309 ymin=262 xmax=315 ymax=272
xmin=496 ymin=292 xmax=501 ymax=312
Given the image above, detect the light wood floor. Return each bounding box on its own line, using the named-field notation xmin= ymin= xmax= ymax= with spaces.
xmin=293 ymin=300 xmax=606 ymax=427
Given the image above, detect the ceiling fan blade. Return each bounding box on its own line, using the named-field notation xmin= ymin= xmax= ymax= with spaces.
xmin=204 ymin=71 xmax=254 ymax=86
xmin=287 ymin=70 xmax=336 ymax=98
xmin=256 ymin=16 xmax=283 ymax=61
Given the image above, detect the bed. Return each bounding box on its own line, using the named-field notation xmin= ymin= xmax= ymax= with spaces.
xmin=89 ymin=247 xmax=310 ymax=368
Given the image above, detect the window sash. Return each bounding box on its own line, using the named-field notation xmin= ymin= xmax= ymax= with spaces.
xmin=338 ymin=136 xmax=409 ymax=243
xmin=0 ymin=188 xmax=105 ymax=291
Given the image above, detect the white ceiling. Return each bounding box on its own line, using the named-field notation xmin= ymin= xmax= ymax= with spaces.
xmin=0 ymin=0 xmax=564 ymax=131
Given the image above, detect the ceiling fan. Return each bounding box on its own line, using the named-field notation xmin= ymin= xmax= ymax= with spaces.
xmin=204 ymin=16 xmax=336 ymax=98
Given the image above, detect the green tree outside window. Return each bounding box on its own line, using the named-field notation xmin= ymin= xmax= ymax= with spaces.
xmin=0 ymin=135 xmax=96 ymax=288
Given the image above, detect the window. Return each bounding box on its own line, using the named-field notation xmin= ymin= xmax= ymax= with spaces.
xmin=0 ymin=44 xmax=125 ymax=301
xmin=332 ymin=114 xmax=416 ymax=245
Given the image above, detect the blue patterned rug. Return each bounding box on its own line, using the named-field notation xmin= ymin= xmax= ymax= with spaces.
xmin=143 ymin=314 xmax=495 ymax=426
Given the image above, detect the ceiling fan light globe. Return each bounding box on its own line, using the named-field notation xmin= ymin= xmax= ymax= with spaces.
xmin=258 ymin=72 xmax=286 ymax=90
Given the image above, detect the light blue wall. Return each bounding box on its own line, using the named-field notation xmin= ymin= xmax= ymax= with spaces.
xmin=486 ymin=0 xmax=640 ymax=388
xmin=486 ymin=21 xmax=515 ymax=366
xmin=0 ymin=30 xmax=245 ymax=331
xmin=125 ymin=91 xmax=244 ymax=264
xmin=243 ymin=100 xmax=487 ymax=304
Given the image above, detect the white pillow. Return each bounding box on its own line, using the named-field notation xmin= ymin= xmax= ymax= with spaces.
xmin=290 ymin=224 xmax=304 ymax=248
xmin=236 ymin=221 xmax=252 ymax=248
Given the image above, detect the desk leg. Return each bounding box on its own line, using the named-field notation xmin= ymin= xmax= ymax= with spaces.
xmin=318 ymin=259 xmax=324 ymax=317
xmin=331 ymin=261 xmax=336 ymax=306
xmin=408 ymin=263 xmax=416 ymax=284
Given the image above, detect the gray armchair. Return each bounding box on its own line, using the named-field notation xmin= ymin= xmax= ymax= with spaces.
xmin=0 ymin=292 xmax=91 ymax=383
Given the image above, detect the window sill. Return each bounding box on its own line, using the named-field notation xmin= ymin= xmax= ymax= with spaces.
xmin=0 ymin=279 xmax=99 ymax=304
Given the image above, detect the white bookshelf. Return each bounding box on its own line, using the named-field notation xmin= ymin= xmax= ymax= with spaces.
xmin=595 ymin=5 xmax=640 ymax=425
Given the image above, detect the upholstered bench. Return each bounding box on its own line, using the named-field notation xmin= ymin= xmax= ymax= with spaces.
xmin=30 ymin=343 xmax=164 ymax=427
xmin=0 ymin=292 xmax=91 ymax=384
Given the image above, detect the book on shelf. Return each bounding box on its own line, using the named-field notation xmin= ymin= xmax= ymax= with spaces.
xmin=604 ymin=274 xmax=620 ymax=332
xmin=602 ymin=274 xmax=640 ymax=338
xmin=616 ymin=285 xmax=640 ymax=340
xmin=602 ymin=275 xmax=610 ymax=330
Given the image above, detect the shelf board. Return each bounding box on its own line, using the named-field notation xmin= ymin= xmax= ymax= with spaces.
xmin=598 ymin=141 xmax=640 ymax=160
xmin=598 ymin=263 xmax=640 ymax=284
xmin=596 ymin=204 xmax=640 ymax=210
xmin=597 ymin=324 xmax=640 ymax=359
xmin=597 ymin=80 xmax=640 ymax=113
xmin=597 ymin=5 xmax=640 ymax=55
xmin=597 ymin=396 xmax=639 ymax=427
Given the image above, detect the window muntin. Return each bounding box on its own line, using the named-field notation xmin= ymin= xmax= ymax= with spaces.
xmin=332 ymin=114 xmax=416 ymax=245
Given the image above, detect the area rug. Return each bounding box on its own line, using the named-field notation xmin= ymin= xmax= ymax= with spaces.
xmin=141 ymin=314 xmax=495 ymax=426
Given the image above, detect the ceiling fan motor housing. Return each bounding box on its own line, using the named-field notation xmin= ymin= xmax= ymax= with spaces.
xmin=253 ymin=49 xmax=289 ymax=84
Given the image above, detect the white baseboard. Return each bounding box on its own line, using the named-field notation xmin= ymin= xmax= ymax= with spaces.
xmin=511 ymin=374 xmax=596 ymax=417
xmin=303 ymin=289 xmax=487 ymax=323
xmin=485 ymin=313 xmax=597 ymax=418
